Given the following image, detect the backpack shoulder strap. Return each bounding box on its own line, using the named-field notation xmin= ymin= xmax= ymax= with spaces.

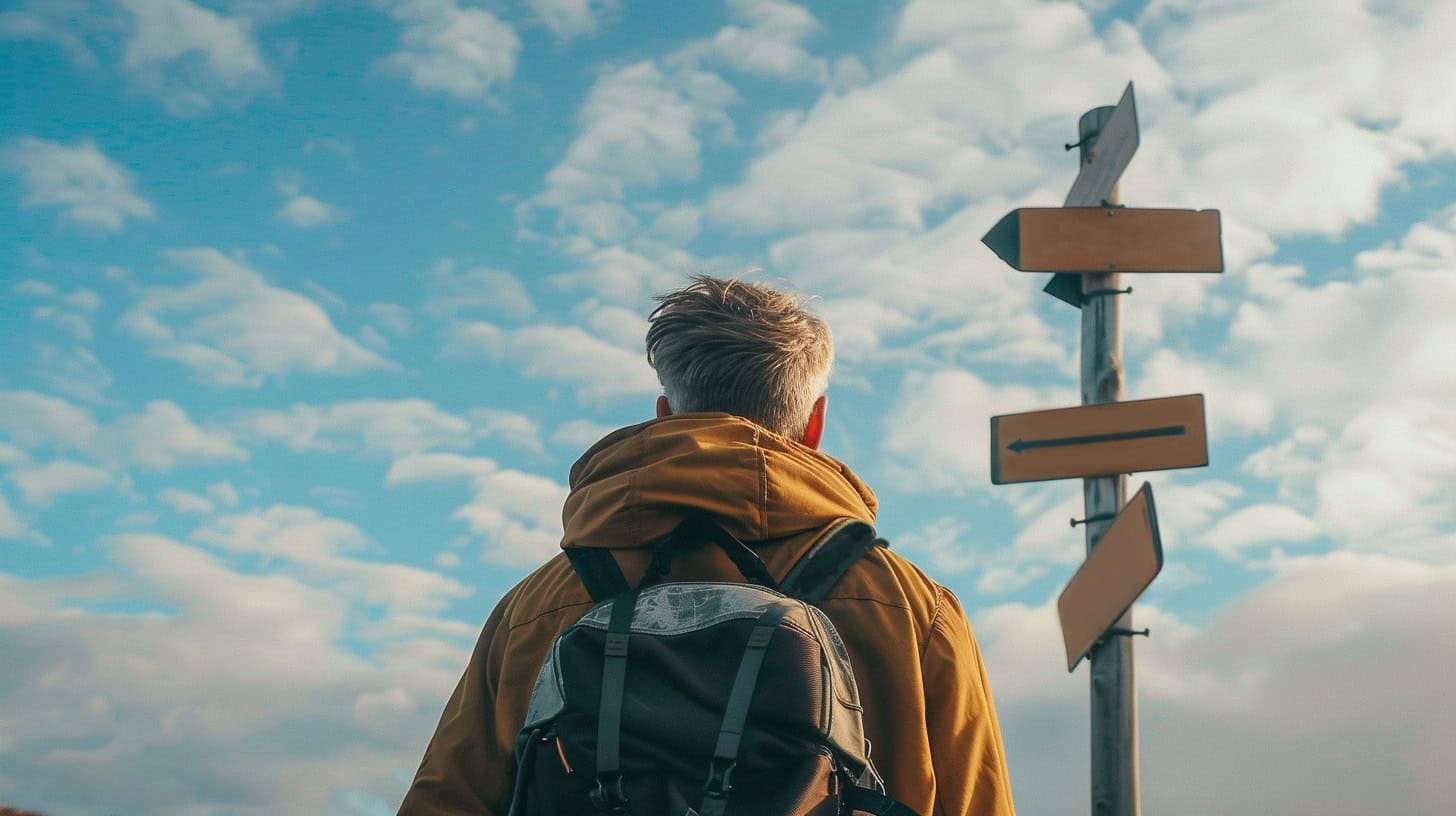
xmin=565 ymin=548 xmax=630 ymax=603
xmin=843 ymin=786 xmax=922 ymax=816
xmin=779 ymin=519 xmax=884 ymax=605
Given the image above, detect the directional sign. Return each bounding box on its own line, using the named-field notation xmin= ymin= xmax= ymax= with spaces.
xmin=990 ymin=394 xmax=1208 ymax=484
xmin=983 ymin=207 xmax=1223 ymax=274
xmin=1058 ymin=482 xmax=1162 ymax=672
xmin=1046 ymin=82 xmax=1140 ymax=306
xmin=1064 ymin=83 xmax=1139 ymax=208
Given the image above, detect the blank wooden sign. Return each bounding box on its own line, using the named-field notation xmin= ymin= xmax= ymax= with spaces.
xmin=1058 ymin=483 xmax=1163 ymax=672
xmin=982 ymin=207 xmax=1223 ymax=274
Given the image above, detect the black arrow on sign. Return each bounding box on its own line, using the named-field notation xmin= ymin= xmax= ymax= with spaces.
xmin=1008 ymin=424 xmax=1186 ymax=454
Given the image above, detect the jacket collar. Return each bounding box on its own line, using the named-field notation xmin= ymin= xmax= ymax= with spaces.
xmin=561 ymin=413 xmax=876 ymax=550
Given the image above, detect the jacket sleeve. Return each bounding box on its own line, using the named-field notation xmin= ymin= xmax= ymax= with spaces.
xmin=921 ymin=586 xmax=1017 ymax=816
xmin=398 ymin=590 xmax=517 ymax=816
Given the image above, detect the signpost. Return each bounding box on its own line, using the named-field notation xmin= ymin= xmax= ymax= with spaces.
xmin=979 ymin=81 xmax=1224 ymax=816
xmin=1058 ymin=483 xmax=1163 ymax=672
xmin=990 ymin=395 xmax=1208 ymax=484
xmin=982 ymin=208 xmax=1223 ymax=274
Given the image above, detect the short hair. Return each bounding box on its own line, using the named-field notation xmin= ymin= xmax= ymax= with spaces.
xmin=646 ymin=274 xmax=833 ymax=438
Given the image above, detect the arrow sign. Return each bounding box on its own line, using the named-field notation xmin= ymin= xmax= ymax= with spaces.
xmin=1058 ymin=482 xmax=1163 ymax=672
xmin=982 ymin=207 xmax=1223 ymax=274
xmin=1046 ymin=81 xmax=1140 ymax=306
xmin=990 ymin=394 xmax=1208 ymax=484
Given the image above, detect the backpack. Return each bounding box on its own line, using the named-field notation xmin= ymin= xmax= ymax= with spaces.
xmin=507 ymin=515 xmax=921 ymax=816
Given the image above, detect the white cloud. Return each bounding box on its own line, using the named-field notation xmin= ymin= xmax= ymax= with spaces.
xmin=883 ymin=368 xmax=1071 ymax=492
xmin=1139 ymin=0 xmax=1456 ymax=238
xmin=1201 ymin=502 xmax=1320 ymax=559
xmin=894 ymin=516 xmax=977 ymax=575
xmin=368 ymin=302 xmax=414 ymax=336
xmin=157 ymin=487 xmax=215 ymax=515
xmin=442 ymin=319 xmax=658 ymax=403
xmin=379 ymin=0 xmax=521 ymax=101
xmin=120 ymin=0 xmax=272 ymax=115
xmin=509 ymin=324 xmax=661 ymax=402
xmin=440 ymin=319 xmax=507 ymax=358
xmin=526 ymin=0 xmax=617 ymax=41
xmin=1135 ymin=349 xmax=1273 ymax=438
xmin=1 ymin=137 xmax=155 ymax=231
xmin=0 ymin=493 xmax=33 ymax=539
xmin=8 ymin=459 xmax=114 ymax=507
xmin=386 ymin=453 xmax=567 ymax=565
xmin=709 ymin=2 xmax=1167 ymax=236
xmin=0 ymin=6 xmax=99 ymax=67
xmin=468 ymin=408 xmax=544 ymax=454
xmin=424 ymin=260 xmax=535 ymax=319
xmin=0 ymin=442 xmax=25 ymax=465
xmin=546 ymin=244 xmax=696 ymax=307
xmin=978 ymin=552 xmax=1456 ymax=816
xmin=538 ymin=60 xmax=737 ymax=211
xmin=302 ymin=136 xmax=354 ymax=156
xmin=236 ymin=399 xmax=474 ymax=458
xmin=121 ymin=248 xmax=392 ymax=387
xmin=1156 ymin=211 xmax=1456 ymax=558
xmin=1307 ymin=401 xmax=1456 ymax=559
xmin=0 ymin=533 xmax=473 ymax=814
xmin=764 ymin=201 xmax=1073 ymax=371
xmin=452 ymin=469 xmax=568 ymax=565
xmin=13 ymin=278 xmax=57 ymax=297
xmin=208 ymin=480 xmax=240 ymax=508
xmin=433 ymin=550 xmax=462 ymax=568
xmin=550 ymin=418 xmax=615 ymax=450
xmin=276 ymin=193 xmax=341 ymax=228
xmin=671 ymin=0 xmax=828 ymax=84
xmin=109 ymin=400 xmax=247 ymax=471
xmin=384 ymin=451 xmax=496 ymax=485
xmin=230 ymin=0 xmax=321 ymax=24
xmin=0 ymin=389 xmax=99 ymax=451
xmin=192 ymin=505 xmax=471 ymax=614
xmin=1139 ymin=476 xmax=1244 ymax=554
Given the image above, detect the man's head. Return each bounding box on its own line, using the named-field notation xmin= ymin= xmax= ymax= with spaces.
xmin=646 ymin=274 xmax=834 ymax=446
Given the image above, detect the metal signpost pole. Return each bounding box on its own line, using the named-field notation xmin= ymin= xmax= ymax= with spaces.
xmin=1075 ymin=106 xmax=1139 ymax=816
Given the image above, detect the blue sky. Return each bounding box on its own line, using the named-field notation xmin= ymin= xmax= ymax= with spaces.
xmin=2 ymin=1 xmax=1455 ymax=814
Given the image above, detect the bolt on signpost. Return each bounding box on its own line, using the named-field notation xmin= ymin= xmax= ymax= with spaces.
xmin=981 ymin=83 xmax=1224 ymax=816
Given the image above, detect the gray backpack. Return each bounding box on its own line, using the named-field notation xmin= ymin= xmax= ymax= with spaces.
xmin=508 ymin=516 xmax=919 ymax=816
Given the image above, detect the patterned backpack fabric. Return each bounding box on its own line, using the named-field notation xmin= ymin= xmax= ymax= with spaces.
xmin=507 ymin=516 xmax=920 ymax=816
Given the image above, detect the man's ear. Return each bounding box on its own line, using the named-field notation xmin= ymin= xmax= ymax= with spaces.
xmin=800 ymin=395 xmax=827 ymax=449
xmin=656 ymin=395 xmax=672 ymax=418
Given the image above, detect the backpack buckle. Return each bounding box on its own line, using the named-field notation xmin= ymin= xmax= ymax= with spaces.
xmin=703 ymin=757 xmax=737 ymax=797
xmin=590 ymin=774 xmax=629 ymax=814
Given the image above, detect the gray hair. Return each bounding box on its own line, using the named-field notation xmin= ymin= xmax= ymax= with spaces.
xmin=645 ymin=274 xmax=833 ymax=438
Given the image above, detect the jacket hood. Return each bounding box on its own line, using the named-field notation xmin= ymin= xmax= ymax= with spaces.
xmin=561 ymin=413 xmax=877 ymax=549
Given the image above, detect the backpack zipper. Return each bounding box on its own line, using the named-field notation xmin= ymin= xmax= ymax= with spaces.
xmin=544 ymin=732 xmax=574 ymax=775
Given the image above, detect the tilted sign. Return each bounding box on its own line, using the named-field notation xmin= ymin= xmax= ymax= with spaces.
xmin=981 ymin=207 xmax=1223 ymax=274
xmin=1045 ymin=81 xmax=1140 ymax=306
xmin=990 ymin=394 xmax=1208 ymax=485
xmin=1058 ymin=482 xmax=1162 ymax=672
xmin=1064 ymin=83 xmax=1139 ymax=208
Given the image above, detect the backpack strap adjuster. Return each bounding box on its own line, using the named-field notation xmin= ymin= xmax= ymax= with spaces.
xmin=703 ymin=757 xmax=737 ymax=797
xmin=589 ymin=774 xmax=629 ymax=814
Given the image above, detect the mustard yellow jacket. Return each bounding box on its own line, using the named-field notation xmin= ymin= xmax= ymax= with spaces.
xmin=399 ymin=414 xmax=1016 ymax=816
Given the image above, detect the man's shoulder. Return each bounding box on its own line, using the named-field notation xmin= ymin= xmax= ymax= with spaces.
xmin=816 ymin=540 xmax=951 ymax=639
xmin=495 ymin=551 xmax=596 ymax=633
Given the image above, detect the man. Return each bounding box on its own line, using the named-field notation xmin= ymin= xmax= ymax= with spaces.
xmin=399 ymin=275 xmax=1016 ymax=816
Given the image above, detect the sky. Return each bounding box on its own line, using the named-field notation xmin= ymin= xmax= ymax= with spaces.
xmin=1 ymin=0 xmax=1454 ymax=814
